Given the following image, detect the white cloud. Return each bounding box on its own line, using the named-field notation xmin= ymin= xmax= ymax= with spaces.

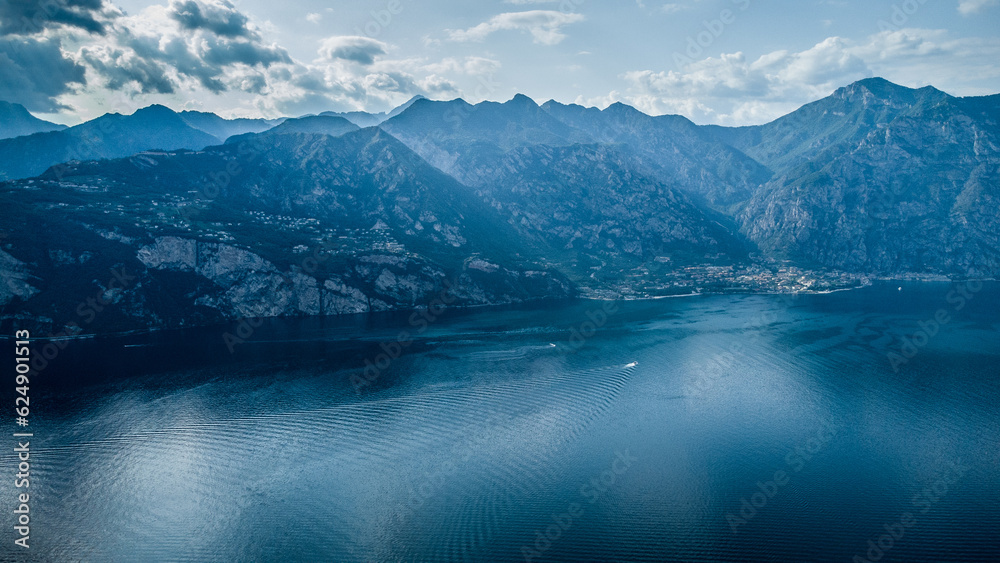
xmin=318 ymin=36 xmax=388 ymax=65
xmin=306 ymin=13 xmax=322 ymax=24
xmin=619 ymin=29 xmax=1000 ymax=125
xmin=423 ymin=56 xmax=502 ymax=76
xmin=958 ymin=0 xmax=999 ymax=14
xmin=660 ymin=3 xmax=692 ymax=14
xmin=447 ymin=11 xmax=585 ymax=45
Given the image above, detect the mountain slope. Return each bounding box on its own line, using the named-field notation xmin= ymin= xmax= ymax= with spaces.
xmin=380 ymin=95 xmax=593 ymax=177
xmin=542 ymin=100 xmax=773 ymax=210
xmin=0 ymin=101 xmax=67 ymax=139
xmin=703 ymin=78 xmax=952 ymax=174
xmin=0 ymin=104 xmax=221 ymax=181
xmin=178 ymin=110 xmax=283 ymax=142
xmin=737 ymin=80 xmax=1000 ymax=275
xmin=452 ymin=142 xmax=752 ymax=293
xmin=0 ymin=128 xmax=571 ymax=333
xmin=320 ymin=95 xmax=426 ymax=127
xmin=259 ymin=115 xmax=360 ymax=137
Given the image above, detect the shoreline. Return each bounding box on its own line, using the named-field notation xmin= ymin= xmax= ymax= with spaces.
xmin=1 ymin=278 xmax=995 ymax=342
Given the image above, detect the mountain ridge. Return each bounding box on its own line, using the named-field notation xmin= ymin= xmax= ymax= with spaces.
xmin=1 ymin=77 xmax=997 ymax=333
xmin=0 ymin=101 xmax=67 ymax=140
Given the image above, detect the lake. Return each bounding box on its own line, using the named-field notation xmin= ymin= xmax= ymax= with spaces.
xmin=3 ymin=281 xmax=999 ymax=562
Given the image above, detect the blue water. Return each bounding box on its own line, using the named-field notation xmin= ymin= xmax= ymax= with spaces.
xmin=2 ymin=282 xmax=998 ymax=562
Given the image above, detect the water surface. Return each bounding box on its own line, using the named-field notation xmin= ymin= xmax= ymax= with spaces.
xmin=2 ymin=282 xmax=999 ymax=561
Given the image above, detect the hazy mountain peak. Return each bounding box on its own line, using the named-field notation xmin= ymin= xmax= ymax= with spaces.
xmin=387 ymin=95 xmax=427 ymax=118
xmin=0 ymin=101 xmax=67 ymax=140
xmin=835 ymin=77 xmax=949 ymax=107
xmin=133 ymin=104 xmax=178 ymax=117
xmin=604 ymin=101 xmax=644 ymax=116
xmin=268 ymin=115 xmax=360 ymax=136
xmin=505 ymin=93 xmax=539 ymax=108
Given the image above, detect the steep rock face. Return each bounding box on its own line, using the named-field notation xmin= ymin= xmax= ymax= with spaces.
xmin=0 ymin=128 xmax=573 ymax=333
xmin=136 ymin=236 xmax=318 ymax=319
xmin=705 ymin=78 xmax=953 ymax=174
xmin=0 ymin=249 xmax=39 ymax=305
xmin=2 ymin=78 xmax=999 ymax=334
xmin=738 ymin=84 xmax=1000 ymax=276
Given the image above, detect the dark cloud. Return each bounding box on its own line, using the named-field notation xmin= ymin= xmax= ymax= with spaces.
xmin=319 ymin=36 xmax=387 ymax=65
xmin=101 ymin=22 xmax=291 ymax=95
xmin=75 ymin=1 xmax=293 ymax=95
xmin=126 ymin=34 xmax=225 ymax=92
xmin=168 ymin=0 xmax=252 ymax=38
xmin=0 ymin=0 xmax=114 ymax=36
xmin=363 ymin=71 xmax=418 ymax=94
xmin=0 ymin=36 xmax=86 ymax=111
xmin=80 ymin=45 xmax=175 ymax=94
xmin=200 ymin=36 xmax=291 ymax=68
xmin=234 ymin=72 xmax=266 ymax=94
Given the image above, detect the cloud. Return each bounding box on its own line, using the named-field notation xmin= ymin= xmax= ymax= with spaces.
xmin=423 ymin=56 xmax=502 ymax=76
xmin=619 ymin=29 xmax=1000 ymax=125
xmin=417 ymin=74 xmax=459 ymax=94
xmin=168 ymin=0 xmax=252 ymax=38
xmin=0 ymin=36 xmax=87 ymax=111
xmin=958 ymin=0 xmax=999 ymax=14
xmin=0 ymin=0 xmax=519 ymax=120
xmin=448 ymin=10 xmax=585 ymax=45
xmin=70 ymin=1 xmax=291 ymax=96
xmin=0 ymin=0 xmax=120 ymax=36
xmin=79 ymin=44 xmax=175 ymax=94
xmin=318 ymin=36 xmax=388 ymax=65
xmin=660 ymin=3 xmax=693 ymax=14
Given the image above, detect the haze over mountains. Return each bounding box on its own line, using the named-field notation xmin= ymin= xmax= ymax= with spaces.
xmin=1 ymin=78 xmax=998 ymax=333
xmin=0 ymin=101 xmax=67 ymax=140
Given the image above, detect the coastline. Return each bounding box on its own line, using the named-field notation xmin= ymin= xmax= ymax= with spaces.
xmin=2 ymin=278 xmax=996 ymax=341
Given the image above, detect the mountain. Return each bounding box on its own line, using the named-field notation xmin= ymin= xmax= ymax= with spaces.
xmin=223 ymin=116 xmax=361 ymax=147
xmin=178 ymin=110 xmax=283 ymax=142
xmin=381 ymin=95 xmax=593 ymax=178
xmin=381 ymin=95 xmax=760 ymax=281
xmin=702 ymin=78 xmax=952 ymax=174
xmin=320 ymin=95 xmax=426 ymax=128
xmin=0 ymin=104 xmax=221 ymax=181
xmin=0 ymin=101 xmax=67 ymax=140
xmin=728 ymin=79 xmax=1000 ymax=275
xmin=256 ymin=115 xmax=360 ymax=137
xmin=447 ymin=142 xmax=752 ymax=294
xmin=541 ymin=100 xmax=773 ymax=211
xmin=0 ymin=128 xmax=570 ymax=333
xmin=1 ymin=77 xmax=998 ymax=333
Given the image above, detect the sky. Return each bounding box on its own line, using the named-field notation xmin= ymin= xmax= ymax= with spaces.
xmin=1 ymin=0 xmax=999 ymax=126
